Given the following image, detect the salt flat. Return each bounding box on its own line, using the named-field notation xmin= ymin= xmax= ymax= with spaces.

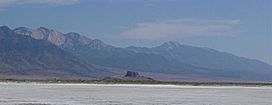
xmin=0 ymin=83 xmax=272 ymax=105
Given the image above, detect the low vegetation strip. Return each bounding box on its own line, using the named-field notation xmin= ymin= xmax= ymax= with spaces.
xmin=1 ymin=79 xmax=272 ymax=87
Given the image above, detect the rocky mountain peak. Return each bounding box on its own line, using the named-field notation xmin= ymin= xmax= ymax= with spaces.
xmin=37 ymin=27 xmax=49 ymax=31
xmin=157 ymin=41 xmax=183 ymax=50
xmin=13 ymin=27 xmax=32 ymax=36
xmin=36 ymin=27 xmax=61 ymax=35
xmin=164 ymin=41 xmax=182 ymax=47
xmin=0 ymin=26 xmax=11 ymax=32
xmin=13 ymin=27 xmax=29 ymax=31
xmin=0 ymin=26 xmax=13 ymax=37
xmin=13 ymin=26 xmax=110 ymax=50
xmin=66 ymin=32 xmax=81 ymax=38
xmin=65 ymin=32 xmax=93 ymax=45
xmin=14 ymin=26 xmax=66 ymax=46
xmin=88 ymin=39 xmax=108 ymax=49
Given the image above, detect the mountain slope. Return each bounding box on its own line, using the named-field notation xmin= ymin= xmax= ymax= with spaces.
xmin=13 ymin=27 xmax=110 ymax=50
xmin=13 ymin=27 xmax=200 ymax=74
xmin=127 ymin=41 xmax=272 ymax=81
xmin=0 ymin=26 xmax=113 ymax=80
xmin=127 ymin=41 xmax=272 ymax=71
xmin=13 ymin=26 xmax=272 ymax=82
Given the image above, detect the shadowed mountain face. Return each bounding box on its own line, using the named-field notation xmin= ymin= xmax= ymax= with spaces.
xmin=0 ymin=26 xmax=113 ymax=80
xmin=6 ymin=26 xmax=272 ymax=82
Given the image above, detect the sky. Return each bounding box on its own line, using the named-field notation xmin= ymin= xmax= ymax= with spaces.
xmin=0 ymin=0 xmax=271 ymax=64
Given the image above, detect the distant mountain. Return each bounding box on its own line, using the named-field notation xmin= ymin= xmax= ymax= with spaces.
xmin=127 ymin=41 xmax=272 ymax=72
xmin=10 ymin=26 xmax=272 ymax=82
xmin=0 ymin=26 xmax=114 ymax=80
xmin=14 ymin=27 xmax=198 ymax=74
xmin=127 ymin=41 xmax=272 ymax=81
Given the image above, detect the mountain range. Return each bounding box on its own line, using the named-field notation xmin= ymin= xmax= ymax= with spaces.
xmin=1 ymin=25 xmax=272 ymax=82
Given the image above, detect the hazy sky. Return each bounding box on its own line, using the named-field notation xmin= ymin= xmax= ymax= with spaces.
xmin=0 ymin=0 xmax=271 ymax=64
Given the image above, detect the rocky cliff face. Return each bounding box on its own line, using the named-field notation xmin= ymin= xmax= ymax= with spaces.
xmin=103 ymin=71 xmax=155 ymax=81
xmin=13 ymin=27 xmax=109 ymax=50
xmin=14 ymin=27 xmax=66 ymax=46
xmin=125 ymin=71 xmax=140 ymax=78
xmin=0 ymin=26 xmax=114 ymax=80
